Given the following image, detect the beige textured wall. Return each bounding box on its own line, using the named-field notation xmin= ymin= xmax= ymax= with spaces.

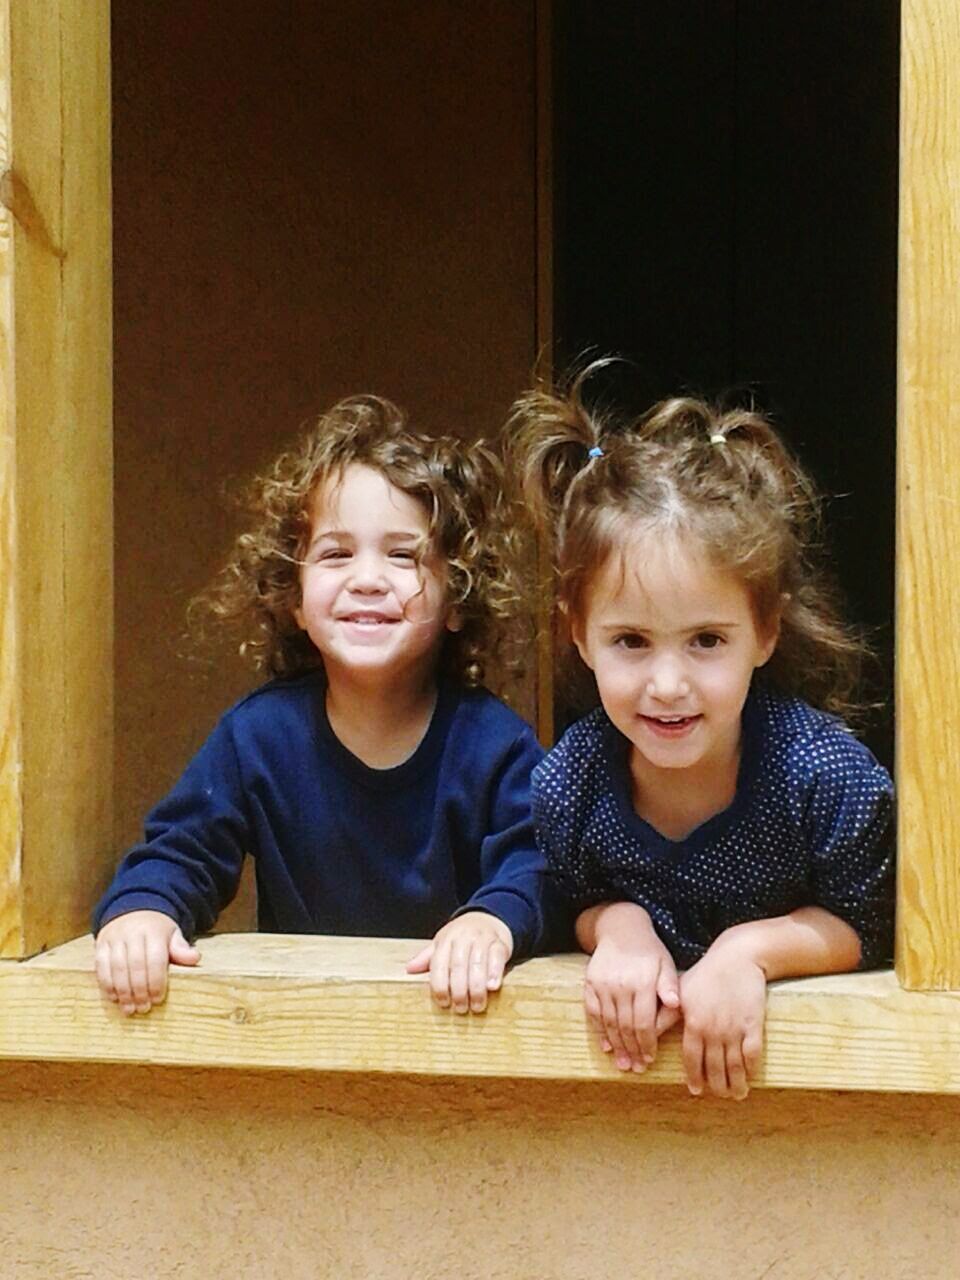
xmin=111 ymin=1 xmax=537 ymax=896
xmin=2 ymin=1062 xmax=959 ymax=1279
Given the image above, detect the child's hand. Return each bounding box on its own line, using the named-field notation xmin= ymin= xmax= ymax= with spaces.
xmin=94 ymin=910 xmax=200 ymax=1015
xmin=678 ymin=937 xmax=768 ymax=1100
xmin=406 ymin=911 xmax=514 ymax=1014
xmin=584 ymin=927 xmax=680 ymax=1073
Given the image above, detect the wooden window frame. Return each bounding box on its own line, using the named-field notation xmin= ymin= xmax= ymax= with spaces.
xmin=1 ymin=933 xmax=958 ymax=1092
xmin=0 ymin=0 xmax=113 ymax=959
xmin=0 ymin=1 xmax=957 ymax=1090
xmin=892 ymin=0 xmax=960 ymax=990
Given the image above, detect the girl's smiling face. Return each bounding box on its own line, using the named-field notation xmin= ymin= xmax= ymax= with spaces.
xmin=296 ymin=464 xmax=459 ymax=688
xmin=571 ymin=532 xmax=778 ymax=786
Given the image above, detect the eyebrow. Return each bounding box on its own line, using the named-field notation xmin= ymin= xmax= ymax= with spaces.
xmin=597 ymin=620 xmax=743 ymax=632
xmin=308 ymin=529 xmax=423 ymax=542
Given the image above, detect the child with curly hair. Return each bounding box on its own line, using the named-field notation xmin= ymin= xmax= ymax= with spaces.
xmin=95 ymin=396 xmax=544 ymax=1017
xmin=510 ymin=365 xmax=894 ymax=1099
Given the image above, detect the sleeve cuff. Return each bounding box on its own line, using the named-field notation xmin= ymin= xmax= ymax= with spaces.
xmin=451 ymin=890 xmax=538 ymax=960
xmin=92 ymin=893 xmax=186 ymax=938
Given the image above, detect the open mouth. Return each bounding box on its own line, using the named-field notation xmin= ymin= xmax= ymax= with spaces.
xmin=640 ymin=714 xmax=701 ymax=735
xmin=338 ymin=613 xmax=398 ymax=626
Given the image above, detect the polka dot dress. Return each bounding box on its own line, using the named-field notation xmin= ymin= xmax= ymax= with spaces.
xmin=533 ymin=682 xmax=895 ymax=969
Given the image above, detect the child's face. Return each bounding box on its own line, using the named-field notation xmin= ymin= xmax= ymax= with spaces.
xmin=571 ymin=533 xmax=777 ymax=781
xmin=295 ymin=464 xmax=459 ymax=690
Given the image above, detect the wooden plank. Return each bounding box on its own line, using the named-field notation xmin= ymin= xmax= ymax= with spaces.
xmin=896 ymin=0 xmax=960 ymax=988
xmin=3 ymin=934 xmax=960 ymax=1093
xmin=0 ymin=0 xmax=112 ymax=957
xmin=0 ymin=0 xmax=21 ymax=956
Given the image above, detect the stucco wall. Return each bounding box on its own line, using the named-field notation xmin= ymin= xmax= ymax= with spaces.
xmin=111 ymin=0 xmax=537 ymax=875
xmin=3 ymin=1062 xmax=958 ymax=1279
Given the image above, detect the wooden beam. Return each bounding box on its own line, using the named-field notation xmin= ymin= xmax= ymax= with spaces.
xmin=0 ymin=0 xmax=112 ymax=957
xmin=3 ymin=935 xmax=960 ymax=1093
xmin=896 ymin=0 xmax=960 ymax=989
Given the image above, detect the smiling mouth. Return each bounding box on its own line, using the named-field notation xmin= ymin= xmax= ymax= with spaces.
xmin=337 ymin=613 xmax=399 ymax=626
xmin=640 ymin=714 xmax=701 ymax=733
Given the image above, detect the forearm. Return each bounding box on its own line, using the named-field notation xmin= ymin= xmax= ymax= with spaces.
xmin=92 ymin=844 xmax=235 ymax=939
xmin=712 ymin=906 xmax=862 ymax=982
xmin=474 ymin=730 xmax=549 ymax=959
xmin=94 ymin=890 xmax=182 ymax=937
xmin=466 ymin=851 xmax=543 ymax=958
xmin=95 ymin=721 xmax=250 ymax=937
xmin=575 ymin=900 xmax=658 ymax=954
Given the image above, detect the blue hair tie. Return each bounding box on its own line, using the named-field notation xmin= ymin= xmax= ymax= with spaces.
xmin=587 ymin=445 xmax=604 ymax=459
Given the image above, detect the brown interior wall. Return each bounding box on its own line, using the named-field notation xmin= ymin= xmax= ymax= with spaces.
xmin=3 ymin=1062 xmax=959 ymax=1278
xmin=111 ymin=2 xmax=537 ymax=900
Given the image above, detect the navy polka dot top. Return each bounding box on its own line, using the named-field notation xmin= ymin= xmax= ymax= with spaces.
xmin=533 ymin=682 xmax=895 ymax=969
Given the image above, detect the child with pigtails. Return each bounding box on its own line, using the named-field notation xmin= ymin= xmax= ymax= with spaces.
xmin=510 ymin=365 xmax=894 ymax=1100
xmin=94 ymin=396 xmax=548 ymax=1019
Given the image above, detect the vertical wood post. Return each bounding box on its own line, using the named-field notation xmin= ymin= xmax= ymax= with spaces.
xmin=896 ymin=0 xmax=960 ymax=988
xmin=0 ymin=0 xmax=112 ymax=957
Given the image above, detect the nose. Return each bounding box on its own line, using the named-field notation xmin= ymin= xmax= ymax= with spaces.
xmin=346 ymin=549 xmax=389 ymax=593
xmin=645 ymin=652 xmax=690 ymax=702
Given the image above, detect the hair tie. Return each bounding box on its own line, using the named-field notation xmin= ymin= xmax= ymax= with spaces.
xmin=709 ymin=433 xmax=726 ymax=446
xmin=587 ymin=445 xmax=604 ymax=459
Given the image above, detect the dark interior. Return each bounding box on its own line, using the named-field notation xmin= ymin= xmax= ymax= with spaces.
xmin=552 ymin=1 xmax=900 ymax=765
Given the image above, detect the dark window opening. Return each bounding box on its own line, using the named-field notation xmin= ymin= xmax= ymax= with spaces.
xmin=552 ymin=0 xmax=900 ymax=768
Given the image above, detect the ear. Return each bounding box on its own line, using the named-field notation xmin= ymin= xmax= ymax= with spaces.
xmin=754 ymin=603 xmax=783 ymax=669
xmin=568 ymin=612 xmax=594 ymax=671
xmin=293 ymin=583 xmax=308 ymax=632
xmin=445 ymin=605 xmax=464 ymax=634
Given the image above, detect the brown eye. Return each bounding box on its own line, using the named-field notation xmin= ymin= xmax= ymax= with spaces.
xmin=694 ymin=632 xmax=724 ymax=649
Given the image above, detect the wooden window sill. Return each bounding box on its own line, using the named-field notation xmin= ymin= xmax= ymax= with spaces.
xmin=1 ymin=933 xmax=958 ymax=1093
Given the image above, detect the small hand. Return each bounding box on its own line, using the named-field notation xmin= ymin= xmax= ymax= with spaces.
xmin=94 ymin=909 xmax=200 ymax=1015
xmin=679 ymin=939 xmax=767 ymax=1100
xmin=584 ymin=932 xmax=680 ymax=1073
xmin=406 ymin=911 xmax=514 ymax=1014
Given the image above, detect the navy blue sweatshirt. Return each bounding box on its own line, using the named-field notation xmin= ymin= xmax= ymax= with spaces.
xmin=534 ymin=683 xmax=894 ymax=969
xmin=94 ymin=674 xmax=546 ymax=956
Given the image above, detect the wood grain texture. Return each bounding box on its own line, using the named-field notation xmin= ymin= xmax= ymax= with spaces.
xmin=0 ymin=0 xmax=112 ymax=957
xmin=3 ymin=934 xmax=959 ymax=1093
xmin=0 ymin=0 xmax=21 ymax=956
xmin=896 ymin=0 xmax=960 ymax=988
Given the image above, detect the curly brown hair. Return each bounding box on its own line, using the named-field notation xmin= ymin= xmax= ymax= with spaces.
xmin=195 ymin=395 xmax=521 ymax=687
xmin=507 ymin=362 xmax=872 ymax=722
